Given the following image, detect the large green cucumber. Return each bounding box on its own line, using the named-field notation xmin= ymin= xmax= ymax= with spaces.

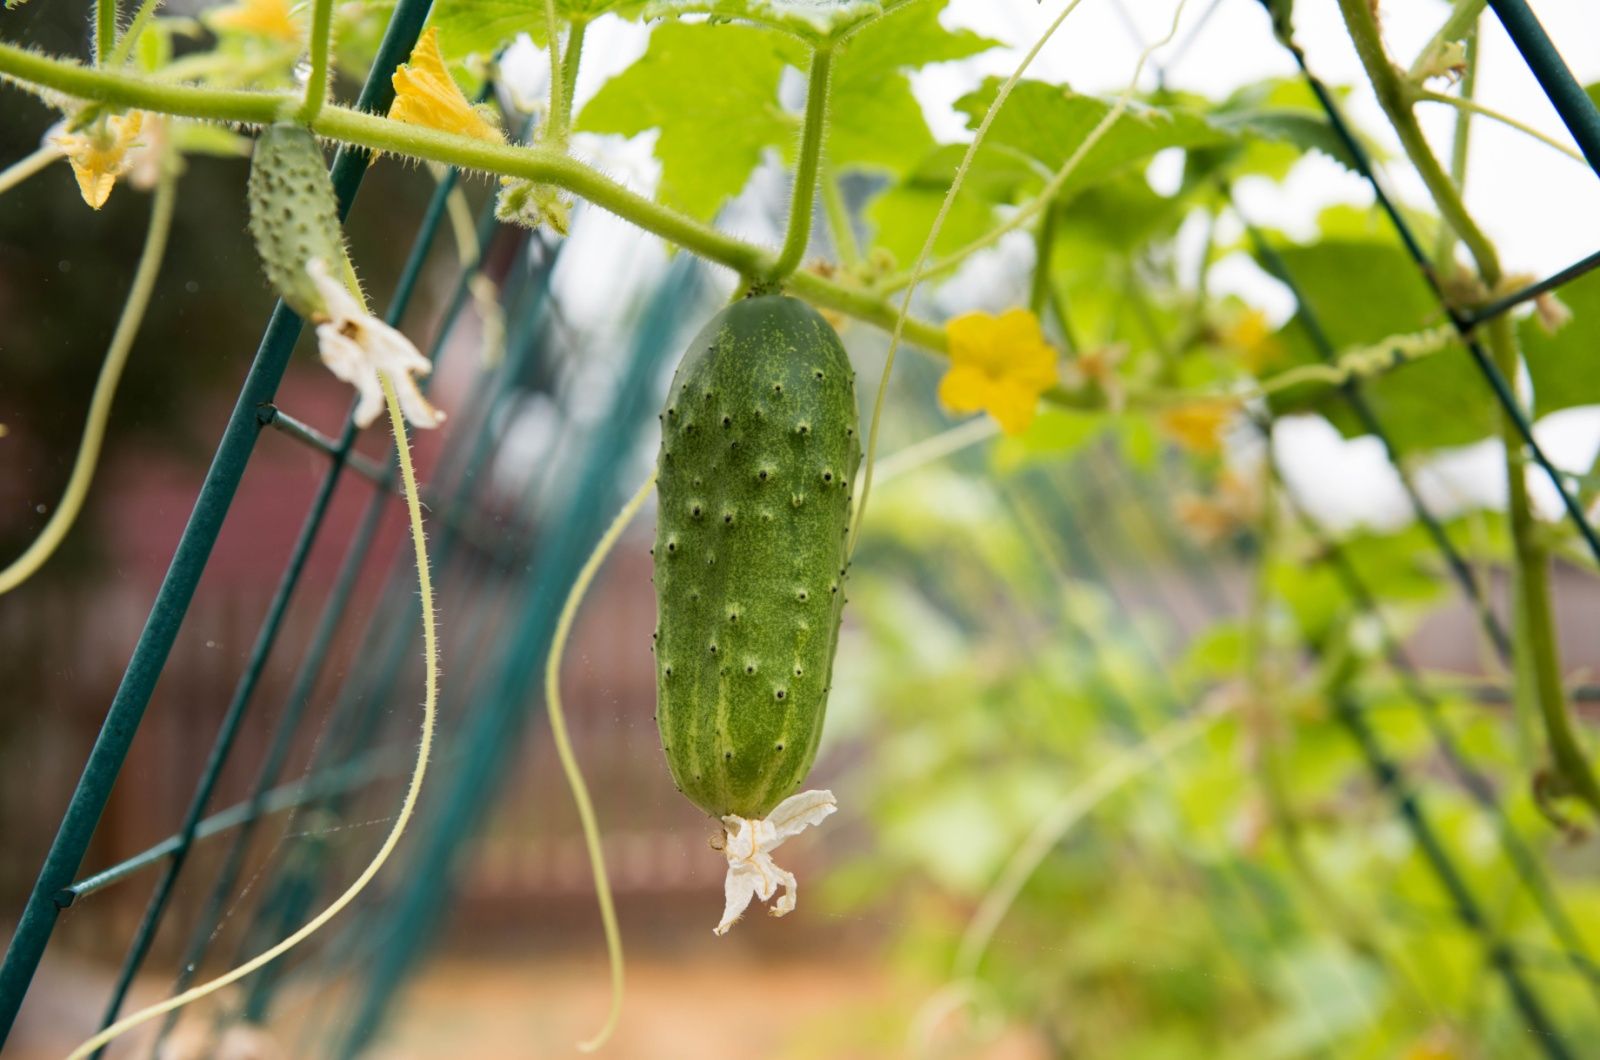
xmin=654 ymin=295 xmax=861 ymax=820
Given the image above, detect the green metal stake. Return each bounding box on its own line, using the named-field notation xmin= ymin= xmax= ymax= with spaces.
xmin=1486 ymin=0 xmax=1600 ymax=178
xmin=0 ymin=0 xmax=434 ymax=1042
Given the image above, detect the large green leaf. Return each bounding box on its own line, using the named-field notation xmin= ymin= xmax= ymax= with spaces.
xmin=576 ymin=2 xmax=994 ymax=222
xmin=576 ymin=22 xmax=795 ymax=220
xmin=1523 ymin=266 xmax=1600 ymax=419
xmin=1263 ymin=238 xmax=1496 ymax=453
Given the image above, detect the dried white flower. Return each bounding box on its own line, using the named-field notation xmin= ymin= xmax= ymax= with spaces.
xmin=715 ymin=789 xmax=836 ymax=935
xmin=307 ymin=258 xmax=444 ymax=429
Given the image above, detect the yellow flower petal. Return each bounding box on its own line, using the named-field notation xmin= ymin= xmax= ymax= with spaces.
xmin=936 ymin=364 xmax=993 ymax=416
xmin=53 ymin=111 xmax=144 ymax=210
xmin=939 ymin=307 xmax=1057 ymax=436
xmin=389 ymin=28 xmax=504 ymax=144
xmin=209 ymin=0 xmax=302 ymax=42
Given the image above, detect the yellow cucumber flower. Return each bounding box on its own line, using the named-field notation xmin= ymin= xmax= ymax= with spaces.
xmin=938 ymin=308 xmax=1058 ymax=436
xmin=389 ymin=28 xmax=505 ymax=144
xmin=51 ymin=111 xmax=145 ymax=210
xmin=1158 ymin=399 xmax=1237 ymax=455
xmin=1219 ymin=306 xmax=1282 ymax=372
xmin=208 ymin=0 xmax=302 ymax=42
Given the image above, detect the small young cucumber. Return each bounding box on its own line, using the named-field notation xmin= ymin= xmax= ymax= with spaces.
xmin=246 ymin=123 xmax=346 ymax=319
xmin=655 ymin=295 xmax=860 ymax=820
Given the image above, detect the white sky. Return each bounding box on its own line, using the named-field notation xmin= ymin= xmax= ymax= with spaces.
xmin=514 ymin=1 xmax=1600 ymax=532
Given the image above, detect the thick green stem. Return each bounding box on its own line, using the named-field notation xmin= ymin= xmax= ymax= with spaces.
xmin=1338 ymin=0 xmax=1600 ymax=816
xmin=771 ymin=46 xmax=832 ymax=281
xmin=298 ymin=0 xmax=335 ymax=123
xmin=820 ymin=171 xmax=858 ymax=265
xmin=1338 ymin=0 xmax=1501 ymax=283
xmin=0 ymin=42 xmax=957 ymax=354
xmin=557 ymin=18 xmax=586 ymax=141
xmin=96 ymin=0 xmax=117 ymax=65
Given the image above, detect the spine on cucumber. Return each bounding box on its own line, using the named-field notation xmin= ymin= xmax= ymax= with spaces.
xmin=654 ymin=295 xmax=860 ymax=820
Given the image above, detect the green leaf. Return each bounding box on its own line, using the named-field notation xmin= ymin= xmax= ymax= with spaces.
xmin=954 ymin=78 xmax=1230 ymax=189
xmin=863 ymin=143 xmax=1035 ymax=264
xmin=866 ymin=79 xmax=1229 ymax=267
xmin=824 ymin=0 xmax=1000 ymax=178
xmin=428 ymin=0 xmax=645 ymax=62
xmin=1194 ymin=78 xmax=1359 ymax=182
xmin=644 ymin=0 xmax=882 ymax=41
xmin=1262 ymin=237 xmax=1496 ymax=453
xmin=576 ymin=22 xmax=795 ymax=220
xmin=1523 ymin=266 xmax=1600 ymax=419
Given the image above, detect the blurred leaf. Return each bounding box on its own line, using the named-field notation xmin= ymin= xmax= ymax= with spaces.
xmin=992 ymin=408 xmax=1107 ymax=472
xmin=864 ymin=143 xmax=1029 ymax=263
xmin=866 ymin=80 xmax=1229 ymax=267
xmin=428 ymin=0 xmax=645 ymax=59
xmin=1522 ymin=267 xmax=1600 ymax=419
xmin=955 ymin=78 xmax=1230 ymax=187
xmin=577 ymin=22 xmax=795 ymax=219
xmin=644 ymin=0 xmax=881 ymax=41
xmin=1262 ymin=237 xmax=1496 ymax=453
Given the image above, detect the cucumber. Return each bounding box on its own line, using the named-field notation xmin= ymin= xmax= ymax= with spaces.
xmin=654 ymin=295 xmax=860 ymax=820
xmin=247 ymin=123 xmax=346 ymax=319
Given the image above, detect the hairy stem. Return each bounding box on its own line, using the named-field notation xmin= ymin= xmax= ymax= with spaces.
xmin=558 ymin=18 xmax=586 ymax=140
xmin=96 ymin=0 xmax=117 ymax=65
xmin=297 ymin=0 xmax=335 ymax=123
xmin=107 ymin=0 xmax=162 ymax=68
xmin=0 ymin=42 xmax=960 ymax=356
xmin=771 ymin=46 xmax=832 ymax=281
xmin=543 ymin=0 xmax=564 ymax=144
